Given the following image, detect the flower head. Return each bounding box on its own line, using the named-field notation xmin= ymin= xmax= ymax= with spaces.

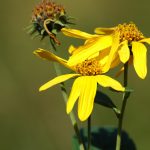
xmin=34 ymin=49 xmax=125 ymax=121
xmin=28 ymin=0 xmax=72 ymax=44
xmin=95 ymin=22 xmax=150 ymax=79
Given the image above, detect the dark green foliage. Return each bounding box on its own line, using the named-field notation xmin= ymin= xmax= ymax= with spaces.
xmin=73 ymin=127 xmax=136 ymax=150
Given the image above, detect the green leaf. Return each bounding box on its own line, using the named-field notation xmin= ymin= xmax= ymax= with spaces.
xmin=95 ymin=90 xmax=116 ymax=109
xmin=72 ymin=136 xmax=80 ymax=150
xmin=95 ymin=91 xmax=121 ymax=117
xmin=73 ymin=127 xmax=136 ymax=150
xmin=72 ymin=136 xmax=101 ymax=150
xmin=90 ymin=146 xmax=100 ymax=150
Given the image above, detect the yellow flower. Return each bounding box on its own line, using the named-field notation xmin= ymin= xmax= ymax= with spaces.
xmin=34 ymin=49 xmax=125 ymax=121
xmin=95 ymin=23 xmax=150 ymax=79
xmin=61 ymin=28 xmax=113 ymax=66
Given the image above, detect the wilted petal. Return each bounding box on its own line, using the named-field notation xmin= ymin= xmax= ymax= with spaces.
xmin=68 ymin=36 xmax=112 ymax=66
xmin=96 ymin=75 xmax=125 ymax=91
xmin=61 ymin=28 xmax=98 ymax=39
xmin=132 ymin=42 xmax=147 ymax=79
xmin=39 ymin=74 xmax=80 ymax=91
xmin=66 ymin=77 xmax=82 ymax=114
xmin=118 ymin=41 xmax=130 ymax=63
xmin=78 ymin=76 xmax=97 ymax=121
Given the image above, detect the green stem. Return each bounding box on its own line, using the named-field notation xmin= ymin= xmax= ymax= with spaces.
xmin=87 ymin=116 xmax=91 ymax=150
xmin=50 ymin=43 xmax=85 ymax=150
xmin=116 ymin=63 xmax=129 ymax=150
xmin=54 ymin=63 xmax=85 ymax=150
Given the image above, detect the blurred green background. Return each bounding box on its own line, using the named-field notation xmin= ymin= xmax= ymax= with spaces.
xmin=0 ymin=0 xmax=150 ymax=149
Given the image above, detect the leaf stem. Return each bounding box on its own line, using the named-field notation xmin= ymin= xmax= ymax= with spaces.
xmin=116 ymin=62 xmax=129 ymax=150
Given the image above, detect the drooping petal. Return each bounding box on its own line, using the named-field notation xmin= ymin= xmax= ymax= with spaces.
xmin=102 ymin=32 xmax=120 ymax=73
xmin=39 ymin=74 xmax=80 ymax=91
xmin=34 ymin=49 xmax=67 ymax=62
xmin=34 ymin=49 xmax=72 ymax=70
xmin=68 ymin=36 xmax=113 ymax=66
xmin=132 ymin=42 xmax=147 ymax=79
xmin=139 ymin=38 xmax=150 ymax=45
xmin=61 ymin=28 xmax=98 ymax=39
xmin=96 ymin=75 xmax=125 ymax=91
xmin=94 ymin=27 xmax=115 ymax=35
xmin=118 ymin=41 xmax=130 ymax=63
xmin=66 ymin=77 xmax=82 ymax=114
xmin=78 ymin=76 xmax=97 ymax=121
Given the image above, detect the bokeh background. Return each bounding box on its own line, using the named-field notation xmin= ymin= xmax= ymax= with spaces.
xmin=0 ymin=0 xmax=150 ymax=149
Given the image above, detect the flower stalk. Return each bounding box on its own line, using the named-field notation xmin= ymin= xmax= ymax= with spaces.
xmin=53 ymin=62 xmax=85 ymax=150
xmin=87 ymin=116 xmax=91 ymax=150
xmin=50 ymin=45 xmax=85 ymax=150
xmin=116 ymin=62 xmax=129 ymax=150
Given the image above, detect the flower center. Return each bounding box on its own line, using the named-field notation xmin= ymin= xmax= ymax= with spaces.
xmin=116 ymin=23 xmax=144 ymax=43
xmin=75 ymin=59 xmax=102 ymax=76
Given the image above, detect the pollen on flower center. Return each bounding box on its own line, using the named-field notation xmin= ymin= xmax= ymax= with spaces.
xmin=75 ymin=59 xmax=102 ymax=76
xmin=116 ymin=23 xmax=144 ymax=43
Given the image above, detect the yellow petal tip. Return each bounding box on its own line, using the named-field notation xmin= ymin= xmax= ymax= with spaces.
xmin=66 ymin=105 xmax=71 ymax=114
xmin=66 ymin=108 xmax=70 ymax=114
xmin=39 ymin=86 xmax=46 ymax=92
xmin=79 ymin=116 xmax=87 ymax=122
xmin=139 ymin=73 xmax=147 ymax=79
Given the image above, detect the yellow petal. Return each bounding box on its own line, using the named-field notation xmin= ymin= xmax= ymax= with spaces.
xmin=68 ymin=37 xmax=102 ymax=55
xmin=66 ymin=77 xmax=82 ymax=114
xmin=96 ymin=75 xmax=125 ymax=91
xmin=115 ymin=66 xmax=124 ymax=77
xmin=110 ymin=53 xmax=121 ymax=69
xmin=68 ymin=36 xmax=113 ymax=66
xmin=78 ymin=76 xmax=97 ymax=121
xmin=39 ymin=74 xmax=80 ymax=91
xmin=98 ymin=47 xmax=110 ymax=62
xmin=34 ymin=49 xmax=72 ymax=70
xmin=94 ymin=27 xmax=115 ymax=35
xmin=118 ymin=41 xmax=130 ymax=63
xmin=98 ymin=47 xmax=121 ymax=69
xmin=88 ymin=52 xmax=100 ymax=59
xmin=132 ymin=42 xmax=147 ymax=79
xmin=68 ymin=45 xmax=76 ymax=55
xmin=61 ymin=28 xmax=98 ymax=39
xmin=102 ymin=31 xmax=120 ymax=73
xmin=34 ymin=49 xmax=67 ymax=62
xmin=139 ymin=38 xmax=150 ymax=44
